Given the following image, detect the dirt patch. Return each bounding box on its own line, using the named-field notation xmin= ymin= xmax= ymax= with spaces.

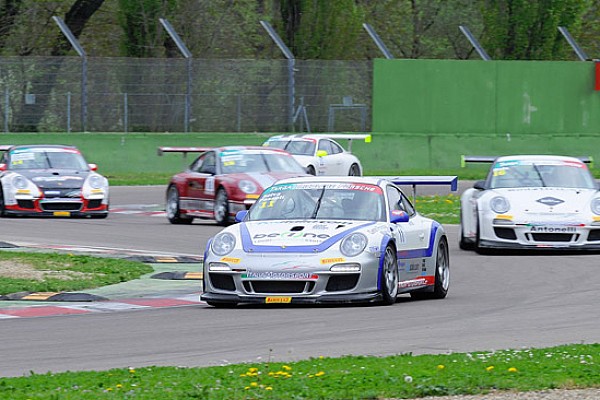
xmin=0 ymin=260 xmax=96 ymax=281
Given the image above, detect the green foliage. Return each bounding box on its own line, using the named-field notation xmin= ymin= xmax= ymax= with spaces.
xmin=0 ymin=251 xmax=153 ymax=295
xmin=482 ymin=0 xmax=592 ymax=60
xmin=0 ymin=344 xmax=598 ymax=399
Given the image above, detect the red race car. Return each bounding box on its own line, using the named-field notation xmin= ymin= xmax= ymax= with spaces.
xmin=159 ymin=146 xmax=309 ymax=225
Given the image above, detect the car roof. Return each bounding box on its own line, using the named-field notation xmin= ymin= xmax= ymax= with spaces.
xmin=271 ymin=176 xmax=386 ymax=187
xmin=9 ymin=144 xmax=78 ymax=151
xmin=494 ymin=155 xmax=586 ymax=164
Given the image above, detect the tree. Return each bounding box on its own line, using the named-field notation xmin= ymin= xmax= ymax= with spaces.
xmin=482 ymin=0 xmax=592 ymax=60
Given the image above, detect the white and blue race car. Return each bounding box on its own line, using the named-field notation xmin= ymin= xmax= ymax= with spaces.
xmin=460 ymin=154 xmax=600 ymax=252
xmin=201 ymin=175 xmax=457 ymax=307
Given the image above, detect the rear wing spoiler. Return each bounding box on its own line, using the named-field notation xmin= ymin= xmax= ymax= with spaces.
xmin=376 ymin=175 xmax=458 ymax=202
xmin=265 ymin=133 xmax=371 ymax=152
xmin=157 ymin=147 xmax=213 ymax=157
xmin=461 ymin=155 xmax=594 ymax=168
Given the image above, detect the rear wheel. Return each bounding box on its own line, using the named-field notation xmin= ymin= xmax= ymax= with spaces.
xmin=214 ymin=188 xmax=230 ymax=226
xmin=166 ymin=185 xmax=193 ymax=224
xmin=0 ymin=189 xmax=6 ymax=217
xmin=380 ymin=245 xmax=399 ymax=305
xmin=348 ymin=163 xmax=361 ymax=176
xmin=411 ymin=238 xmax=449 ymax=300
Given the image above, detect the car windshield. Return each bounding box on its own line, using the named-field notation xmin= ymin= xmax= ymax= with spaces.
xmin=489 ymin=161 xmax=597 ymax=189
xmin=219 ymin=151 xmax=306 ymax=174
xmin=8 ymin=148 xmax=88 ymax=170
xmin=267 ymin=140 xmax=315 ymax=156
xmin=247 ymin=182 xmax=386 ymax=221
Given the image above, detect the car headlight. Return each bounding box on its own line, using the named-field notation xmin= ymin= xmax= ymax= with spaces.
xmin=238 ymin=180 xmax=258 ymax=194
xmin=88 ymin=174 xmax=105 ymax=189
xmin=490 ymin=196 xmax=510 ymax=214
xmin=12 ymin=175 xmax=29 ymax=189
xmin=211 ymin=232 xmax=236 ymax=256
xmin=591 ymin=198 xmax=600 ymax=215
xmin=340 ymin=233 xmax=367 ymax=257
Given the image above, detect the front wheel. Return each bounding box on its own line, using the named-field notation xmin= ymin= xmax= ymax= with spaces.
xmin=214 ymin=188 xmax=230 ymax=226
xmin=411 ymin=238 xmax=449 ymax=300
xmin=380 ymin=245 xmax=399 ymax=305
xmin=166 ymin=185 xmax=193 ymax=224
xmin=0 ymin=189 xmax=6 ymax=217
xmin=348 ymin=163 xmax=361 ymax=176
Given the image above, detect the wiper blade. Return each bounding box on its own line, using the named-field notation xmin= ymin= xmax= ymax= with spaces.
xmin=311 ymin=186 xmax=326 ymax=219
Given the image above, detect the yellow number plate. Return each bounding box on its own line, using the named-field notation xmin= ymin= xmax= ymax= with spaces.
xmin=53 ymin=211 xmax=71 ymax=217
xmin=265 ymin=296 xmax=292 ymax=304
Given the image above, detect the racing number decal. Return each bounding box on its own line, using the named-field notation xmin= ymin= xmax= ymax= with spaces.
xmin=260 ymin=199 xmax=275 ymax=208
xmin=205 ymin=177 xmax=215 ymax=194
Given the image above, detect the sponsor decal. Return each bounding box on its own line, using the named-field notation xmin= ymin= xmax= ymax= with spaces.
xmin=320 ymin=257 xmax=345 ymax=264
xmin=265 ymin=296 xmax=292 ymax=304
xmin=253 ymin=232 xmax=330 ymax=240
xmin=536 ymin=197 xmax=564 ymax=206
xmin=220 ymin=257 xmax=241 ymax=264
xmin=529 ymin=226 xmax=577 ymax=233
xmin=242 ymin=270 xmax=318 ymax=280
xmin=398 ymin=276 xmax=434 ymax=288
xmin=32 ymin=176 xmax=83 ymax=182
xmin=266 ymin=182 xmax=382 ymax=193
xmin=245 ymin=194 xmax=260 ymax=199
xmin=205 ymin=177 xmax=215 ymax=194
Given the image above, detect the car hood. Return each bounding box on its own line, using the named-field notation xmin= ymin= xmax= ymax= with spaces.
xmin=489 ymin=187 xmax=599 ymax=214
xmin=226 ymin=172 xmax=307 ymax=189
xmin=239 ymin=220 xmax=375 ymax=251
xmin=17 ymin=170 xmax=89 ymax=189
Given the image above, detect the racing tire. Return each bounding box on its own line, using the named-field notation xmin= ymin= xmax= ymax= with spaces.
xmin=306 ymin=165 xmax=316 ymax=175
xmin=206 ymin=301 xmax=238 ymax=308
xmin=348 ymin=163 xmax=361 ymax=176
xmin=380 ymin=245 xmax=399 ymax=305
xmin=214 ymin=188 xmax=230 ymax=226
xmin=411 ymin=238 xmax=450 ymax=300
xmin=166 ymin=185 xmax=193 ymax=225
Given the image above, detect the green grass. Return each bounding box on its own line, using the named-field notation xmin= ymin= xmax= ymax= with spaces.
xmin=415 ymin=194 xmax=460 ymax=224
xmin=0 ymin=251 xmax=153 ymax=295
xmin=0 ymin=344 xmax=598 ymax=399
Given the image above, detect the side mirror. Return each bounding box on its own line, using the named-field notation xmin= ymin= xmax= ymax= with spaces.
xmin=389 ymin=210 xmax=409 ymax=223
xmin=88 ymin=163 xmax=98 ymax=171
xmin=235 ymin=210 xmax=248 ymax=223
xmin=316 ymin=150 xmax=328 ymax=157
xmin=473 ymin=180 xmax=486 ymax=190
xmin=0 ymin=163 xmax=6 ymax=171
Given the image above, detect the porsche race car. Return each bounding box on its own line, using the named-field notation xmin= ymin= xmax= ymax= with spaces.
xmin=0 ymin=144 xmax=109 ymax=218
xmin=262 ymin=134 xmax=370 ymax=176
xmin=460 ymin=154 xmax=600 ymax=251
xmin=160 ymin=146 xmax=309 ymax=225
xmin=201 ymin=175 xmax=457 ymax=307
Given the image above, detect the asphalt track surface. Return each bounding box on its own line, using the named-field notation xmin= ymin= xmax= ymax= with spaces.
xmin=0 ymin=184 xmax=599 ymax=378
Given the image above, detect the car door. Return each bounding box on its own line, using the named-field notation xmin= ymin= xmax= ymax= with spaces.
xmin=186 ymin=151 xmax=217 ymax=213
xmin=317 ymin=139 xmax=344 ymax=175
xmin=386 ymin=185 xmax=426 ymax=283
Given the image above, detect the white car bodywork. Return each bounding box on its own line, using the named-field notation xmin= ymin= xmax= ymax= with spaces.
xmin=262 ymin=134 xmax=370 ymax=176
xmin=202 ymin=176 xmax=455 ymax=307
xmin=460 ymin=155 xmax=600 ymax=251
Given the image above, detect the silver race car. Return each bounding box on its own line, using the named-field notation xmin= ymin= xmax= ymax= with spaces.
xmin=201 ymin=175 xmax=456 ymax=307
xmin=460 ymin=155 xmax=600 ymax=252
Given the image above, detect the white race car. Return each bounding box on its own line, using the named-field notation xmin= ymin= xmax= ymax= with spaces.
xmin=460 ymin=155 xmax=600 ymax=252
xmin=262 ymin=134 xmax=370 ymax=176
xmin=201 ymin=175 xmax=457 ymax=307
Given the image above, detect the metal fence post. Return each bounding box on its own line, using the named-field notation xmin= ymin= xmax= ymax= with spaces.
xmin=363 ymin=23 xmax=394 ymax=59
xmin=159 ymin=18 xmax=193 ymax=133
xmin=459 ymin=25 xmax=492 ymax=61
xmin=53 ymin=16 xmax=88 ymax=132
xmin=260 ymin=20 xmax=295 ymax=132
xmin=558 ymin=27 xmax=590 ymax=61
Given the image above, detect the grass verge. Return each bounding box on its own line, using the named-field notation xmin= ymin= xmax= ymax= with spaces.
xmin=0 ymin=251 xmax=153 ymax=295
xmin=0 ymin=343 xmax=597 ymax=399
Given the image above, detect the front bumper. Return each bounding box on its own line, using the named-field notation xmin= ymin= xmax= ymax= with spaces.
xmin=4 ymin=198 xmax=108 ymax=217
xmin=201 ymin=291 xmax=382 ymax=305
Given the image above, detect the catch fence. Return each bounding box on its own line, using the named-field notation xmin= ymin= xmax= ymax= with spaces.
xmin=0 ymin=57 xmax=372 ymax=133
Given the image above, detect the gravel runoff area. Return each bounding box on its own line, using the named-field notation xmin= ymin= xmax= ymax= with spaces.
xmin=400 ymin=388 xmax=600 ymax=400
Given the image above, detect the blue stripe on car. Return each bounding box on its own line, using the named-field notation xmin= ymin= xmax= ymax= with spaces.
xmin=239 ymin=221 xmax=376 ymax=253
xmin=377 ymin=235 xmax=393 ymax=291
